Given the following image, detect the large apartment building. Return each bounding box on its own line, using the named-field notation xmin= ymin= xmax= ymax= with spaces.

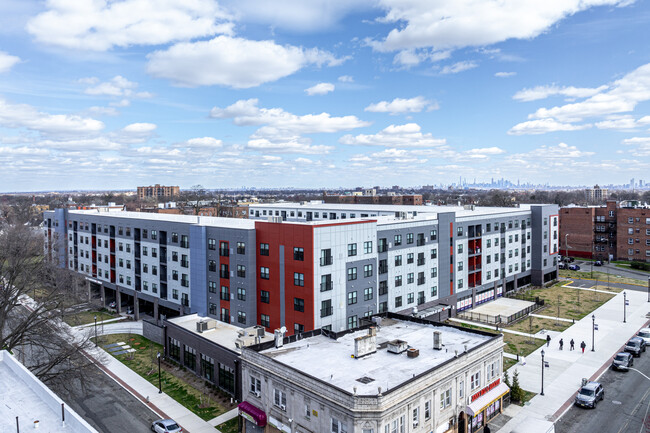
xmin=44 ymin=203 xmax=558 ymax=334
xmin=559 ymin=200 xmax=650 ymax=261
xmin=137 ymin=184 xmax=180 ymax=200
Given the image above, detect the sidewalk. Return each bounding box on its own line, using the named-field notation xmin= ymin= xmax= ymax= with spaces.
xmin=69 ymin=322 xmax=228 ymax=433
xmin=498 ymin=287 xmax=650 ymax=432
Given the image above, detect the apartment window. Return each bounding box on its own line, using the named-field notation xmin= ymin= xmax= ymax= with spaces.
xmin=237 ymin=287 xmax=246 ymax=301
xmin=413 ymin=407 xmax=419 ymax=427
xmin=294 ymin=247 xmax=304 ymax=261
xmin=260 ymin=243 xmax=269 ymax=256
xmin=321 ymin=300 xmax=333 ymax=317
xmin=151 ymin=230 xmax=157 ymax=241
xmin=458 ymin=244 xmax=463 ymax=254
xmin=458 ymin=279 xmax=464 ymax=289
xmin=220 ymin=264 xmax=229 ymax=279
xmin=407 ymin=253 xmax=414 ymax=264
xmin=208 ymin=238 xmax=216 ymax=250
xmin=348 ymin=267 xmax=357 ymax=281
xmin=118 ymin=242 xmax=123 ymax=251
xmin=237 ymin=242 xmax=245 ymax=254
xmin=172 ymin=289 xmax=179 ymax=300
xmin=172 ymin=251 xmax=178 ymax=261
xmin=119 ymin=258 xmax=124 ymax=267
xmin=364 ymin=287 xmax=373 ymax=301
xmin=379 ymin=301 xmax=388 ymax=313
xmin=181 ymin=254 xmax=189 ymax=267
xmin=119 ymin=274 xmax=124 ymax=284
xmin=405 ymin=273 xmax=413 ymax=284
xmin=331 ymin=417 xmax=348 ymax=433
xmin=431 ymin=286 xmax=438 ymax=297
xmin=395 ymin=275 xmax=402 ymax=286
xmin=220 ymin=242 xmax=229 ymax=256
xmin=261 ymin=314 xmax=270 ymax=327
xmin=142 ymin=264 xmax=149 ymax=273
xmin=171 ymin=232 xmax=178 ymax=243
xmin=260 ymin=267 xmax=269 ymax=280
xmin=181 ymin=274 xmax=188 ymax=287
xmin=395 ymin=255 xmax=402 ymax=266
xmin=424 ymin=400 xmax=431 ymax=421
xmin=168 ymin=337 xmax=180 ymax=361
xmin=208 ymin=281 xmax=216 ymax=293
xmin=378 ymin=238 xmax=388 ymax=252
xmin=320 ymin=248 xmax=332 ymax=266
xmin=407 ymin=233 xmax=414 ymax=244
xmin=294 ymin=272 xmax=304 ymax=286
xmin=348 ymin=243 xmax=357 ymax=257
xmin=430 ymin=229 xmax=437 ymax=241
xmin=395 ymin=296 xmax=403 ymax=307
xmin=293 ymin=297 xmax=305 ymax=312
xmin=347 ymin=315 xmax=358 ymax=329
xmin=364 ymin=241 xmax=373 ymax=254
xmin=142 ymin=229 xmax=148 ymax=239
xmin=417 ymin=252 xmax=425 ymax=266
xmin=321 ymin=274 xmax=332 ymax=292
xmin=407 ymin=292 xmax=414 ymax=304
xmin=181 ymin=235 xmax=189 ymax=248
xmin=394 ymin=234 xmax=402 ymax=246
xmin=237 ymin=265 xmax=246 ymax=278
xmin=208 ymin=260 xmax=216 ymax=272
xmin=364 ymin=264 xmax=373 ymax=277
xmin=152 ymin=283 xmax=157 ymax=293
xmin=458 ymin=261 xmax=464 ymax=271
xmin=260 ymin=290 xmax=270 ymax=303
xmin=172 ymin=270 xmax=179 ymax=280
xmin=348 ymin=291 xmax=357 ymax=305
xmin=487 ymin=271 xmax=492 ymax=279
xmin=471 ymin=371 xmax=481 ymax=390
xmin=440 ymin=388 xmax=451 ymax=409
xmin=250 ymin=376 xmax=262 ymax=395
xmin=142 ymin=246 xmax=148 ymax=256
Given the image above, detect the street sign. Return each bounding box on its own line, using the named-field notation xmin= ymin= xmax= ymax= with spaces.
xmin=595 ymin=324 xmax=599 ymax=330
xmin=544 ymin=362 xmax=550 ymax=368
xmin=625 ymin=300 xmax=629 ymax=306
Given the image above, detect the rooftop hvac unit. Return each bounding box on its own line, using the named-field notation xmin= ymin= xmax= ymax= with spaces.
xmin=196 ymin=321 xmax=208 ymax=333
xmin=387 ymin=339 xmax=408 ymax=354
xmin=433 ymin=331 xmax=442 ymax=350
xmin=255 ymin=325 xmax=265 ymax=338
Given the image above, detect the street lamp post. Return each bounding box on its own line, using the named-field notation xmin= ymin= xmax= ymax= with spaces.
xmin=94 ymin=315 xmax=97 ymax=347
xmin=624 ymin=292 xmax=627 ymax=323
xmin=157 ymin=352 xmax=162 ymax=393
xmin=541 ymin=349 xmax=545 ymax=396
xmin=591 ymin=315 xmax=595 ymax=352
xmin=565 ymin=234 xmax=569 ymax=261
xmin=647 ymin=277 xmax=650 ymax=303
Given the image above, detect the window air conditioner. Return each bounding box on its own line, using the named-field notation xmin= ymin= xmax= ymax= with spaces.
xmin=413 ymin=421 xmax=419 ymax=428
xmin=280 ymin=404 xmax=286 ymax=411
xmin=449 ymin=417 xmax=455 ymax=426
xmin=254 ymin=391 xmax=261 ymax=398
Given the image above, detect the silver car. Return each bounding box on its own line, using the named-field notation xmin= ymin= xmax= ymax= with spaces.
xmin=575 ymin=381 xmax=604 ymax=408
xmin=637 ymin=328 xmax=650 ymax=345
xmin=151 ymin=419 xmax=182 ymax=433
xmin=611 ymin=352 xmax=634 ymax=371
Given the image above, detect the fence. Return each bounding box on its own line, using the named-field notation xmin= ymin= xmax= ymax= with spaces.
xmin=458 ymin=298 xmax=545 ymax=326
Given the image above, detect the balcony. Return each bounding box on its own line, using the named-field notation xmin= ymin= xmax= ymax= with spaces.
xmin=379 ymin=264 xmax=388 ymax=274
xmin=320 ymin=281 xmax=332 ymax=292
xmin=416 ymin=239 xmax=425 ymax=246
xmin=417 ymin=296 xmax=425 ymax=305
xmin=417 ymin=258 xmax=425 ymax=266
xmin=320 ymin=306 xmax=333 ymax=317
xmin=469 ymin=264 xmax=482 ymax=273
xmin=468 ymin=248 xmax=481 ymax=256
xmin=320 ymin=256 xmax=333 ymax=266
xmin=417 ymin=277 xmax=425 ymax=285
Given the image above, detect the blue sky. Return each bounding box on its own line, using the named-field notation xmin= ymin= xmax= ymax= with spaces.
xmin=0 ymin=0 xmax=649 ymax=192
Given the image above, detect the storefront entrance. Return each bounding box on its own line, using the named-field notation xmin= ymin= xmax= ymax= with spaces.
xmin=458 ymin=411 xmax=466 ymax=433
xmin=466 ymin=380 xmax=509 ymax=432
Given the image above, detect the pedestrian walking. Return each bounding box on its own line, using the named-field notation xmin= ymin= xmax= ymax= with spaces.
xmin=570 ymin=339 xmax=575 ymax=351
xmin=484 ymin=425 xmax=491 ymax=433
xmin=546 ymin=334 xmax=551 ymax=347
xmin=559 ymin=338 xmax=564 ymax=350
xmin=580 ymin=341 xmax=586 ymax=353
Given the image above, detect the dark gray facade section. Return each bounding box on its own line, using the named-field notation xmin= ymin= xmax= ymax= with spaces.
xmin=437 ymin=212 xmax=455 ymax=300
xmin=530 ymin=204 xmax=559 ymax=285
xmin=190 ymin=225 xmax=207 ymax=316
xmin=345 ymin=256 xmax=378 ymax=322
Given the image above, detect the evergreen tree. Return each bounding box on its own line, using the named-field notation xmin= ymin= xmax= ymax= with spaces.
xmin=510 ymin=370 xmax=524 ymax=403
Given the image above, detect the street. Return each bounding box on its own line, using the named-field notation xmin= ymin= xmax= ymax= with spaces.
xmin=51 ymin=361 xmax=159 ymax=433
xmin=555 ymin=348 xmax=650 ymax=433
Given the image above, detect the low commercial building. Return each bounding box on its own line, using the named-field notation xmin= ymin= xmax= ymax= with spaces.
xmin=239 ymin=313 xmax=507 ymax=433
xmin=163 ymin=314 xmax=274 ymax=399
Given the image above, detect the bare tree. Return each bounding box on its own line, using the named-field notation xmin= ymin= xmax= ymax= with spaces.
xmin=0 ymin=223 xmax=100 ymax=391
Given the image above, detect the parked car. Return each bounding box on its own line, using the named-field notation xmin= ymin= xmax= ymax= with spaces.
xmin=611 ymin=352 xmax=634 ymax=371
xmin=558 ymin=262 xmax=566 ymax=269
xmin=575 ymin=381 xmax=604 ymax=408
xmin=569 ymin=264 xmax=581 ymax=271
xmin=624 ymin=337 xmax=645 ymax=357
xmin=125 ymin=306 xmax=134 ymax=314
xmin=636 ymin=328 xmax=650 ymax=345
xmin=151 ymin=419 xmax=182 ymax=433
xmin=594 ymin=260 xmax=603 ymax=266
xmin=108 ymin=301 xmax=116 ymax=308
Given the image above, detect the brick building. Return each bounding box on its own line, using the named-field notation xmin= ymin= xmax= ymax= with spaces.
xmin=324 ymin=194 xmax=424 ymax=205
xmin=137 ymin=184 xmax=180 ymax=200
xmin=559 ymin=200 xmax=650 ymax=261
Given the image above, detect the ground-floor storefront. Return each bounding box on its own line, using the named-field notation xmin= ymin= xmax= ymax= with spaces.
xmin=463 ymin=379 xmax=510 ymax=433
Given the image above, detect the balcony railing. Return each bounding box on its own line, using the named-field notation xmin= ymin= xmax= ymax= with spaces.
xmin=321 ymin=307 xmax=333 ymax=317
xmin=320 ymin=256 xmax=333 ymax=266
xmin=320 ymin=282 xmax=332 ymax=292
xmin=219 ymin=248 xmax=229 ymax=257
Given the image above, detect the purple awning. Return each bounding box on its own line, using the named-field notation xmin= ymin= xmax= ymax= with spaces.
xmin=239 ymin=401 xmax=267 ymax=427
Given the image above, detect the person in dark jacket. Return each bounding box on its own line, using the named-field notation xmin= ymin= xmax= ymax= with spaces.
xmin=484 ymin=425 xmax=491 ymax=433
xmin=546 ymin=334 xmax=551 ymax=347
xmin=580 ymin=340 xmax=586 ymax=353
xmin=570 ymin=339 xmax=575 ymax=351
xmin=559 ymin=338 xmax=564 ymax=350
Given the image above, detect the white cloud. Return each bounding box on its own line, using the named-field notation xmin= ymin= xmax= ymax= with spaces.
xmin=513 ymin=84 xmax=608 ymax=102
xmin=27 ymin=0 xmax=233 ymax=51
xmin=508 ymin=118 xmax=591 ymax=135
xmin=440 ymin=61 xmax=477 ymax=75
xmin=184 ymin=137 xmax=223 ymax=148
xmin=295 ymin=157 xmax=313 ymax=164
xmin=87 ymin=106 xmax=120 ymax=116
xmin=0 ymin=97 xmax=104 ymax=136
xmin=340 ymin=123 xmax=446 ymax=147
xmin=508 ymin=142 xmax=595 ymax=161
xmin=122 ymin=123 xmax=156 ymax=133
xmin=0 ymin=51 xmax=20 ymax=73
xmin=84 ymin=76 xmax=137 ymax=96
xmin=495 ymin=72 xmax=516 ymax=78
xmin=466 ymin=147 xmax=505 ymax=156
xmin=365 ymin=96 xmax=437 ymax=115
xmin=371 ymin=0 xmax=632 ymax=54
xmin=305 ymin=82 xmax=335 ymax=96
xmin=338 ymin=75 xmax=354 ymax=83
xmin=147 ymin=36 xmax=346 ymax=88
xmin=594 ymin=115 xmax=650 ymax=130
xmin=393 ymin=50 xmax=422 ymax=67
xmin=247 ymin=138 xmax=333 ymax=154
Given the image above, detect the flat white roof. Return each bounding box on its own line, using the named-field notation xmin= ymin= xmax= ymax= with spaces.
xmin=0 ymin=351 xmax=98 ymax=433
xmin=260 ymin=318 xmax=494 ymax=395
xmin=167 ymin=314 xmax=274 ymax=353
xmin=68 ymin=210 xmax=256 ymax=229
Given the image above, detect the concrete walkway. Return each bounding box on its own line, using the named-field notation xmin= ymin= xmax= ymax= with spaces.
xmin=530 ymin=314 xmax=574 ymax=323
xmin=498 ymin=286 xmax=650 ymax=432
xmin=73 ymin=316 xmax=127 ymax=328
xmin=208 ymin=407 xmax=239 ymax=426
xmin=450 ymin=318 xmax=546 ymax=339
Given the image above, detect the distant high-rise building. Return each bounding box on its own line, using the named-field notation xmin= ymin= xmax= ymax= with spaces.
xmin=630 ymin=178 xmax=635 ymax=189
xmin=586 ymin=185 xmax=608 ymax=202
xmin=137 ymin=184 xmax=180 ymax=200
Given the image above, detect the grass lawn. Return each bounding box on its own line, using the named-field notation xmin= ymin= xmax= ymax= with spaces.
xmin=503 ymin=357 xmax=518 ymax=371
xmin=614 ymin=263 xmax=650 ymax=273
xmin=518 ymin=390 xmax=537 ymax=405
xmin=507 ymin=317 xmax=570 ymax=335
xmin=502 ymin=332 xmax=544 ymax=357
xmin=217 ymin=418 xmax=239 ymax=433
xmin=64 ymin=310 xmax=117 ymax=326
xmin=515 ymin=283 xmax=615 ymax=321
xmin=560 ymin=269 xmax=644 ymax=286
xmin=98 ymin=333 xmax=228 ymax=421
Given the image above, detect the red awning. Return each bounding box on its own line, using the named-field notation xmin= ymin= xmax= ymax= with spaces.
xmin=239 ymin=401 xmax=267 ymax=427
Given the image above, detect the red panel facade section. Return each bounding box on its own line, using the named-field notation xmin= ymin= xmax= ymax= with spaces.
xmin=255 ymin=222 xmax=314 ymax=335
xmin=219 ymin=241 xmax=230 ymax=319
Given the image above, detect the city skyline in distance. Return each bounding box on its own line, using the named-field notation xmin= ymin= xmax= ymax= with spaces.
xmin=0 ymin=1 xmax=649 ymax=191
